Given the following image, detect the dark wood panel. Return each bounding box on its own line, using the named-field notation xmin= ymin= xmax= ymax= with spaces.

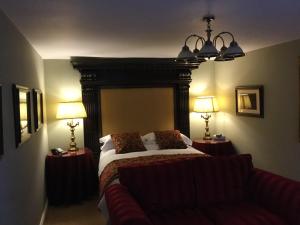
xmin=0 ymin=85 xmax=3 ymax=155
xmin=71 ymin=57 xmax=200 ymax=157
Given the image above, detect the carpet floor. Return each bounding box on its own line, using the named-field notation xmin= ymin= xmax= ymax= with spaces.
xmin=44 ymin=197 xmax=106 ymax=225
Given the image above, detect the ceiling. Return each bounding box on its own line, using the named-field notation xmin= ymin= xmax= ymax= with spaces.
xmin=1 ymin=0 xmax=300 ymax=59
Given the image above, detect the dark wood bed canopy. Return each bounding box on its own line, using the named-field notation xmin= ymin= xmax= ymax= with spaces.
xmin=71 ymin=57 xmax=200 ymax=158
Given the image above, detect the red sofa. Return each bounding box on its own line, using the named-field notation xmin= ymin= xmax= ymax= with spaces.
xmin=105 ymin=155 xmax=300 ymax=225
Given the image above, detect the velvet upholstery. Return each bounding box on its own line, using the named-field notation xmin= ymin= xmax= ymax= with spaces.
xmin=148 ymin=209 xmax=214 ymax=225
xmin=192 ymin=155 xmax=253 ymax=206
xmin=105 ymin=155 xmax=299 ymax=225
xmin=204 ymin=202 xmax=288 ymax=225
xmin=105 ymin=184 xmax=152 ymax=225
xmin=248 ymin=169 xmax=300 ymax=225
xmin=119 ymin=159 xmax=196 ymax=213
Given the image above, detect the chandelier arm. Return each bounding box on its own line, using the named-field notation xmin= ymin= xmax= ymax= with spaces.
xmin=195 ymin=36 xmax=206 ymax=49
xmin=215 ymin=31 xmax=235 ymax=42
xmin=213 ymin=35 xmax=225 ymax=47
xmin=184 ymin=34 xmax=202 ymax=46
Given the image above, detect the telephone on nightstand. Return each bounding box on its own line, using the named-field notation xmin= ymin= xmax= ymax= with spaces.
xmin=213 ymin=134 xmax=226 ymax=141
xmin=51 ymin=148 xmax=67 ymax=155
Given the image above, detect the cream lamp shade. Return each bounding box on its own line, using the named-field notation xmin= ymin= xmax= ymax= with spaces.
xmin=194 ymin=96 xmax=219 ymax=113
xmin=56 ymin=102 xmax=87 ymax=119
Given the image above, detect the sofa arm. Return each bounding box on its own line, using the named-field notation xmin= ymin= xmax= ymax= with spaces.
xmin=249 ymin=169 xmax=300 ymax=225
xmin=105 ymin=184 xmax=152 ymax=225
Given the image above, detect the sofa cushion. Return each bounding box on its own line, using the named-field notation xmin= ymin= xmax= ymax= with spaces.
xmin=119 ymin=159 xmax=196 ymax=213
xmin=204 ymin=202 xmax=289 ymax=225
xmin=192 ymin=154 xmax=253 ymax=206
xmin=148 ymin=208 xmax=214 ymax=225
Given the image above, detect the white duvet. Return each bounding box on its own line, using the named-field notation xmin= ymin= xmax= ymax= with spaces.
xmin=98 ymin=146 xmax=204 ymax=176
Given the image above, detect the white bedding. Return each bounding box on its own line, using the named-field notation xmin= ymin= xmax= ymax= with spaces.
xmin=98 ymin=146 xmax=204 ymax=176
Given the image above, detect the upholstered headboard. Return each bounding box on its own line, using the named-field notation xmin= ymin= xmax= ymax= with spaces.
xmin=100 ymin=87 xmax=175 ymax=135
xmin=71 ymin=57 xmax=199 ymax=159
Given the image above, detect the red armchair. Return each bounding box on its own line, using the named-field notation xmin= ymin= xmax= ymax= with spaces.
xmin=249 ymin=169 xmax=300 ymax=225
xmin=105 ymin=155 xmax=300 ymax=225
xmin=105 ymin=184 xmax=152 ymax=225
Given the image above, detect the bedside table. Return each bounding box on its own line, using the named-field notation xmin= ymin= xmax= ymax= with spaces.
xmin=45 ymin=148 xmax=98 ymax=205
xmin=192 ymin=139 xmax=235 ymax=156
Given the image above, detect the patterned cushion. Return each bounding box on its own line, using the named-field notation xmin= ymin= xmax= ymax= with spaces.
xmin=154 ymin=130 xmax=187 ymax=149
xmin=111 ymin=132 xmax=147 ymax=154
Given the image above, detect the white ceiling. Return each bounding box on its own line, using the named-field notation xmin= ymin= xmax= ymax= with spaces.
xmin=1 ymin=0 xmax=300 ymax=59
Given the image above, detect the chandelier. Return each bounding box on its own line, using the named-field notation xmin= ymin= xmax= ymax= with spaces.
xmin=177 ymin=15 xmax=245 ymax=62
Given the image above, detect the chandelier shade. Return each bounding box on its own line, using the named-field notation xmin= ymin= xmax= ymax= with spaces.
xmin=177 ymin=15 xmax=245 ymax=63
xmin=223 ymin=41 xmax=245 ymax=58
xmin=197 ymin=40 xmax=219 ymax=58
xmin=214 ymin=46 xmax=234 ymax=61
xmin=177 ymin=45 xmax=196 ymax=61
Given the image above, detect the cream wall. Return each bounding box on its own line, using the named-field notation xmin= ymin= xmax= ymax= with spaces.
xmin=215 ymin=39 xmax=300 ymax=181
xmin=44 ymin=60 xmax=84 ymax=150
xmin=190 ymin=61 xmax=216 ymax=139
xmin=0 ymin=11 xmax=49 ymax=225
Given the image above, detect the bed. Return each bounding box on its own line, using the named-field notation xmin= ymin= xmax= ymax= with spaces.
xmin=70 ymin=57 xmax=202 ymax=221
xmin=97 ymin=131 xmax=206 ymax=220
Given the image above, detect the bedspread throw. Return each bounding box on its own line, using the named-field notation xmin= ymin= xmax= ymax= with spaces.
xmin=99 ymin=153 xmax=206 ymax=198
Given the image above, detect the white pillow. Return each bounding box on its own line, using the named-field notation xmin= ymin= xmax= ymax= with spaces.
xmin=99 ymin=135 xmax=114 ymax=152
xmin=141 ymin=132 xmax=156 ymax=144
xmin=144 ymin=143 xmax=160 ymax=151
xmin=142 ymin=132 xmax=193 ymax=146
xmin=180 ymin=133 xmax=193 ymax=146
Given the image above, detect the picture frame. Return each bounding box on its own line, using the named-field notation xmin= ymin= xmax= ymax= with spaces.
xmin=0 ymin=85 xmax=3 ymax=155
xmin=32 ymin=89 xmax=44 ymax=132
xmin=235 ymin=85 xmax=264 ymax=118
xmin=12 ymin=84 xmax=32 ymax=147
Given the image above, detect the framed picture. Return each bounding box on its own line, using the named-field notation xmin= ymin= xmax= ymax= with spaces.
xmin=32 ymin=89 xmax=44 ymax=132
xmin=12 ymin=84 xmax=32 ymax=147
xmin=235 ymin=85 xmax=264 ymax=118
xmin=0 ymin=85 xmax=3 ymax=155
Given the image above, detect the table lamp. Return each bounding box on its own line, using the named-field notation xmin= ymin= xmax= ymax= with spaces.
xmin=56 ymin=102 xmax=87 ymax=151
xmin=194 ymin=96 xmax=219 ymax=140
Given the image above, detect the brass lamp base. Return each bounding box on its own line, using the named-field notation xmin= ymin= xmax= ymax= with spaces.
xmin=203 ymin=136 xmax=212 ymax=140
xmin=69 ymin=146 xmax=79 ymax=151
xmin=201 ymin=113 xmax=212 ymax=140
xmin=67 ymin=119 xmax=79 ymax=151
